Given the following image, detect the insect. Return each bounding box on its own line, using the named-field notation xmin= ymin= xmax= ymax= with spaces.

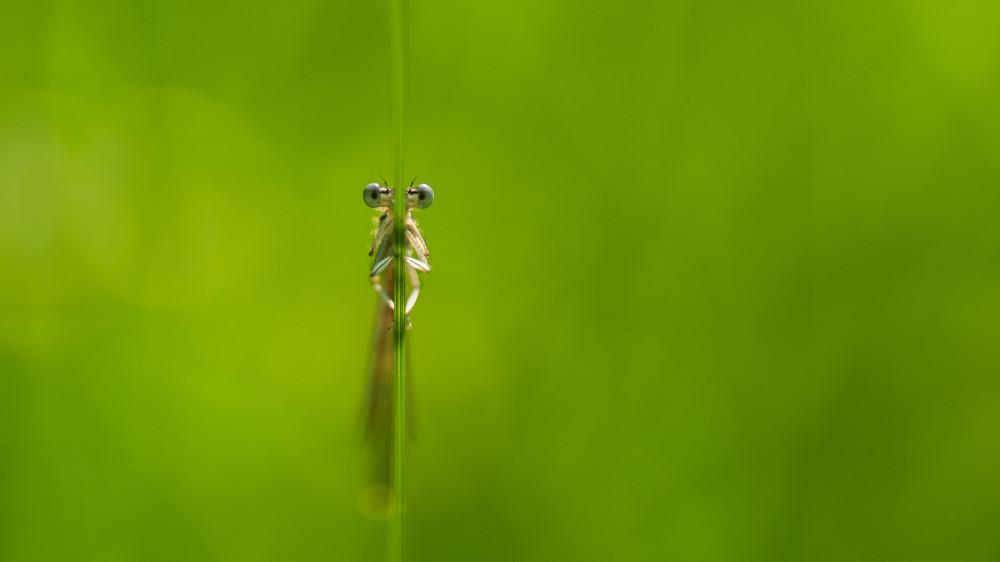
xmin=361 ymin=180 xmax=433 ymax=514
xmin=364 ymin=181 xmax=433 ymax=316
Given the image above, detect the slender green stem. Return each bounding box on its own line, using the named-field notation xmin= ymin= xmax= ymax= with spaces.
xmin=389 ymin=0 xmax=407 ymax=559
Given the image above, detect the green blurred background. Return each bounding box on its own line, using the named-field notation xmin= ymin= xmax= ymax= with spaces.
xmin=2 ymin=0 xmax=1000 ymax=560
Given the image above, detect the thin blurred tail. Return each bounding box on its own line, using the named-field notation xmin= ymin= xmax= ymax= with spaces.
xmin=360 ymin=267 xmax=416 ymax=519
xmin=362 ymin=297 xmax=396 ymax=517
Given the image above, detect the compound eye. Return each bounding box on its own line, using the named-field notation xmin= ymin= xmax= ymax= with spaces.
xmin=363 ymin=183 xmax=382 ymax=208
xmin=415 ymin=183 xmax=434 ymax=209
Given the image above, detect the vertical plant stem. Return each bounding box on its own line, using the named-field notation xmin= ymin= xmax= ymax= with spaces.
xmin=389 ymin=0 xmax=407 ymax=559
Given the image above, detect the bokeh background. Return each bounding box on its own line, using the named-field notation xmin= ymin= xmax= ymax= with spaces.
xmin=3 ymin=1 xmax=1000 ymax=560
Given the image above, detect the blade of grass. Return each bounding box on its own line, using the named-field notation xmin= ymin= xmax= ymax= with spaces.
xmin=389 ymin=0 xmax=407 ymax=559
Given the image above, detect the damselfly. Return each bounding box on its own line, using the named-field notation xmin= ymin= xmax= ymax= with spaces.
xmin=364 ymin=181 xmax=433 ymax=314
xmin=361 ymin=180 xmax=433 ymax=514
